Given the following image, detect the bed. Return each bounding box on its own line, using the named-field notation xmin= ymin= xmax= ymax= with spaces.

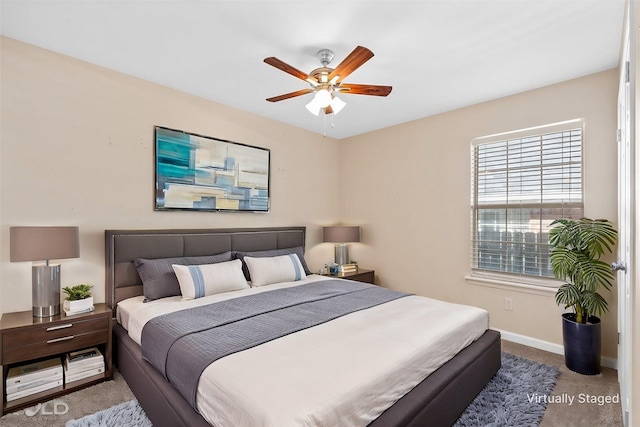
xmin=106 ymin=227 xmax=501 ymax=427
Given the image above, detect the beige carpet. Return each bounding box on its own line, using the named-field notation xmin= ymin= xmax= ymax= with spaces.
xmin=503 ymin=341 xmax=623 ymax=427
xmin=0 ymin=370 xmax=134 ymax=427
xmin=0 ymin=340 xmax=622 ymax=427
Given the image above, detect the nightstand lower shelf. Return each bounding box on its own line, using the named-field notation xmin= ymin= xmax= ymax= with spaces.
xmin=4 ymin=373 xmax=106 ymax=414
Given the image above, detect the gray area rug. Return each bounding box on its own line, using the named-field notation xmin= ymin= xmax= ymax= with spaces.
xmin=455 ymin=352 xmax=559 ymax=426
xmin=65 ymin=352 xmax=558 ymax=427
xmin=65 ymin=399 xmax=152 ymax=427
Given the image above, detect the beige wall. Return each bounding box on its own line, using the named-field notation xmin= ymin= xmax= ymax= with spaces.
xmin=0 ymin=37 xmax=621 ymax=362
xmin=339 ymin=70 xmax=619 ymax=360
xmin=0 ymin=37 xmax=341 ymax=314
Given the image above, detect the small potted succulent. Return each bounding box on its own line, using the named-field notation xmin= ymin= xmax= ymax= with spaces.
xmin=62 ymin=284 xmax=94 ymax=315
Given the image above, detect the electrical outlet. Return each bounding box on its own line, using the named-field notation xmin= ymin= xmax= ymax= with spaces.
xmin=504 ymin=297 xmax=513 ymax=311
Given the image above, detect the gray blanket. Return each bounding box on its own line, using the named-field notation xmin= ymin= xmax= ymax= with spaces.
xmin=141 ymin=279 xmax=410 ymax=408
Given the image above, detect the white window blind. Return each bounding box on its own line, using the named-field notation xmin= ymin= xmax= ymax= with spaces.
xmin=470 ymin=120 xmax=584 ymax=279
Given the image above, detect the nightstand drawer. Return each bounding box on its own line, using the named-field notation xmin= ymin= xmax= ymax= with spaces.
xmin=2 ymin=315 xmax=109 ymax=350
xmin=348 ymin=270 xmax=375 ymax=284
xmin=322 ymin=269 xmax=375 ymax=284
xmin=2 ymin=330 xmax=108 ymax=365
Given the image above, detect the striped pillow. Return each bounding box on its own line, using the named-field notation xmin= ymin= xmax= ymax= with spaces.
xmin=172 ymin=259 xmax=248 ymax=299
xmin=244 ymin=254 xmax=306 ymax=287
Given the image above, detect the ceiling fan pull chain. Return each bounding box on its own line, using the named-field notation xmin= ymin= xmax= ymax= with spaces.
xmin=323 ymin=112 xmax=327 ymax=137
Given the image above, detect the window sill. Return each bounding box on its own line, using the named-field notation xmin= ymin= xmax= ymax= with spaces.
xmin=465 ymin=274 xmax=562 ymax=296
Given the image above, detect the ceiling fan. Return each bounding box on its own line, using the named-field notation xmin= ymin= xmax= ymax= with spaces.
xmin=264 ymin=46 xmax=392 ymax=116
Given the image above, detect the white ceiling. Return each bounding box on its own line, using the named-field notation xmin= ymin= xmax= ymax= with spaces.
xmin=0 ymin=0 xmax=626 ymax=139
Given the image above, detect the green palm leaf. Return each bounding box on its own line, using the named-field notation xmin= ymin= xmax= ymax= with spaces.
xmin=582 ymin=291 xmax=609 ymax=319
xmin=577 ymin=259 xmax=614 ymax=292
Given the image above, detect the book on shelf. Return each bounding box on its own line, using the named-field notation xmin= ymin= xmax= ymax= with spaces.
xmin=340 ymin=264 xmax=358 ymax=273
xmin=6 ymin=371 xmax=63 ymax=395
xmin=65 ymin=365 xmax=105 ymax=384
xmin=66 ymin=347 xmax=103 ymax=368
xmin=6 ymin=357 xmax=63 ymax=388
xmin=6 ymin=377 xmax=63 ymax=402
xmin=64 ymin=358 xmax=104 ymax=375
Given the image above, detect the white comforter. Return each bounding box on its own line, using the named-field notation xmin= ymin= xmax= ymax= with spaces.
xmin=119 ymin=275 xmax=489 ymax=427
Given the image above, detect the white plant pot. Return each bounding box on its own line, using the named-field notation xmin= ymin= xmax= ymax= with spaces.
xmin=63 ymin=296 xmax=94 ymax=313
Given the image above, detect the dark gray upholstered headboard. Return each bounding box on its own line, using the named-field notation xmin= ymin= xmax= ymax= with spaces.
xmin=105 ymin=227 xmax=306 ymax=313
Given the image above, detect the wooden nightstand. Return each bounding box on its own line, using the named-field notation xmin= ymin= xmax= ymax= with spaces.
xmin=0 ymin=303 xmax=112 ymax=415
xmin=322 ymin=268 xmax=375 ymax=284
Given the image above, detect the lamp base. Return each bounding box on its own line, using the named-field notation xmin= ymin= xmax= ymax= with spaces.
xmin=334 ymin=244 xmax=349 ymax=266
xmin=32 ymin=264 xmax=61 ymax=317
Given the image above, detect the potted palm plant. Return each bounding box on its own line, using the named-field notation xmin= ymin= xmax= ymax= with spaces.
xmin=549 ymin=218 xmax=617 ymax=375
xmin=62 ymin=284 xmax=94 ymax=315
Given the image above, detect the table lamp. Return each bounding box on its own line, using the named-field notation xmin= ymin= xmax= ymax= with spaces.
xmin=10 ymin=226 xmax=80 ymax=317
xmin=323 ymin=225 xmax=360 ymax=265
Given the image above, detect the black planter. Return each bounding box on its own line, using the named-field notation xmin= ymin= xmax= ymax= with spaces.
xmin=562 ymin=313 xmax=601 ymax=375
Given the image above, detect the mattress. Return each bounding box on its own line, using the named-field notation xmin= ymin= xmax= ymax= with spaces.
xmin=118 ymin=275 xmax=489 ymax=427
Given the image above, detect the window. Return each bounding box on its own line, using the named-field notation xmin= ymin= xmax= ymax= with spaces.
xmin=470 ymin=119 xmax=584 ymax=282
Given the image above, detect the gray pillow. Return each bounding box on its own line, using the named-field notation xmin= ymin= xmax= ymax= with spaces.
xmin=234 ymin=246 xmax=311 ymax=281
xmin=134 ymin=251 xmax=233 ymax=301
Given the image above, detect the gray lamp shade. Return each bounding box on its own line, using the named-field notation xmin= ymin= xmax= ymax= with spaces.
xmin=323 ymin=226 xmax=360 ymax=266
xmin=10 ymin=226 xmax=80 ymax=317
xmin=10 ymin=226 xmax=80 ymax=262
xmin=323 ymin=226 xmax=361 ymax=243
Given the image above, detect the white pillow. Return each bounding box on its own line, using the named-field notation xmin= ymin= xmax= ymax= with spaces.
xmin=172 ymin=259 xmax=248 ymax=299
xmin=244 ymin=254 xmax=306 ymax=287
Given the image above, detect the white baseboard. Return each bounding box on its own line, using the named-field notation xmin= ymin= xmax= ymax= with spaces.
xmin=494 ymin=328 xmax=618 ymax=370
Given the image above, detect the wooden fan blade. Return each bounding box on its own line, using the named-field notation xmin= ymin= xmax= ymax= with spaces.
xmin=328 ymin=46 xmax=374 ymax=83
xmin=264 ymin=57 xmax=316 ymax=83
xmin=338 ymin=83 xmax=392 ymax=97
xmin=266 ymin=88 xmax=313 ymax=102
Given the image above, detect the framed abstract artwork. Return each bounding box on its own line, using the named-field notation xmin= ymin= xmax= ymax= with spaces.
xmin=155 ymin=126 xmax=270 ymax=212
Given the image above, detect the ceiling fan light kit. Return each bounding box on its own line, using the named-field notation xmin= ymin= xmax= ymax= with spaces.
xmin=328 ymin=95 xmax=346 ymax=114
xmin=305 ymin=90 xmax=346 ymax=116
xmin=265 ymin=46 xmax=392 ymax=117
xmin=313 ymin=88 xmax=332 ymax=107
